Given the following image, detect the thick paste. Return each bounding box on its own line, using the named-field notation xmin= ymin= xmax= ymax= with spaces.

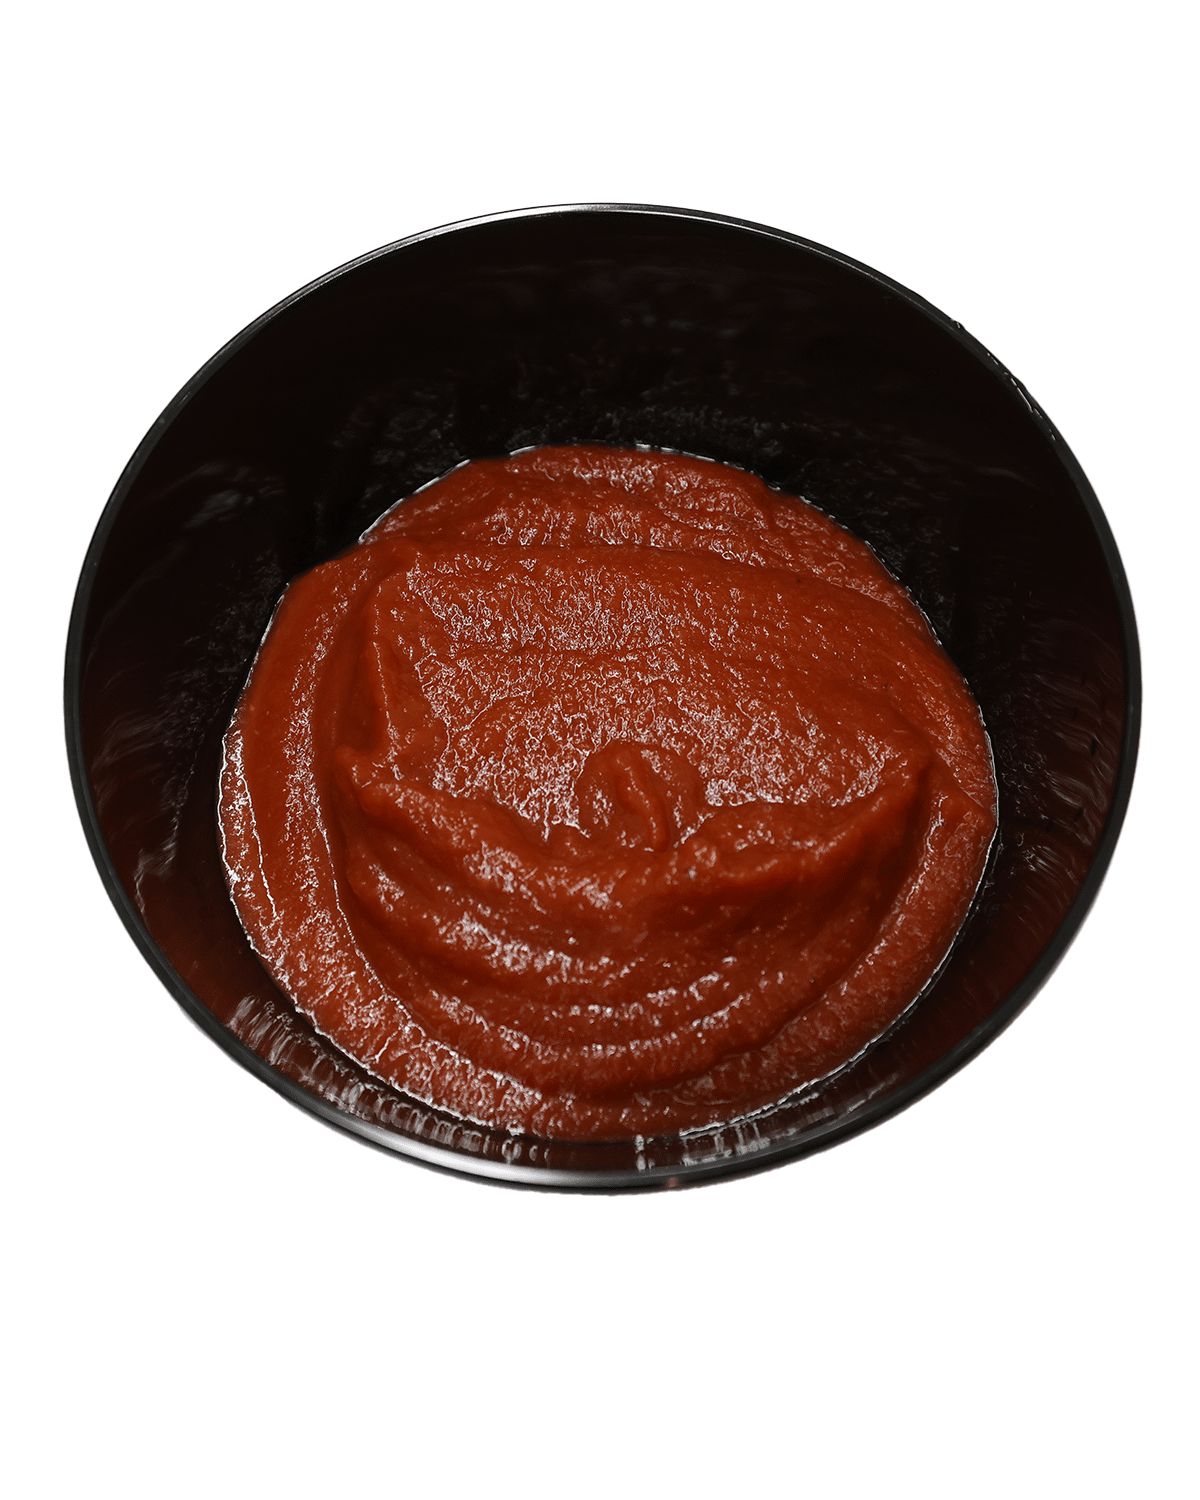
xmin=219 ymin=446 xmax=997 ymax=1139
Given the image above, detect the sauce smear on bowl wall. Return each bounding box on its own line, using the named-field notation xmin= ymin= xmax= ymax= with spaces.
xmin=219 ymin=445 xmax=997 ymax=1139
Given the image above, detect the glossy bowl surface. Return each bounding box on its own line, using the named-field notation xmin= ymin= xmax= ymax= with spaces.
xmin=66 ymin=204 xmax=1139 ymax=1190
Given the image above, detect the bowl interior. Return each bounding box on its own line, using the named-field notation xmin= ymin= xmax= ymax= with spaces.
xmin=71 ymin=207 xmax=1135 ymax=1187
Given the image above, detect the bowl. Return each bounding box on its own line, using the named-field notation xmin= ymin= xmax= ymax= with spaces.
xmin=66 ymin=204 xmax=1140 ymax=1190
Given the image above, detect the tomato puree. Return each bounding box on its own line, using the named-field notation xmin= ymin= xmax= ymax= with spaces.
xmin=219 ymin=445 xmax=997 ymax=1139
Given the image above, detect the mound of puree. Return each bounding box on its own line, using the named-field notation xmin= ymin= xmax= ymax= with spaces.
xmin=220 ymin=445 xmax=997 ymax=1139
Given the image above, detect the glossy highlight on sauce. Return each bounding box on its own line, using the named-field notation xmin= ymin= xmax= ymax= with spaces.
xmin=219 ymin=446 xmax=997 ymax=1139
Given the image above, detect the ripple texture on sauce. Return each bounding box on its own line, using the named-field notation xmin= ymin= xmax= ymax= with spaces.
xmin=219 ymin=446 xmax=997 ymax=1139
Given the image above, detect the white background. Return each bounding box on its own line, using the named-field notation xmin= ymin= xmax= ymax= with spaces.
xmin=4 ymin=3 xmax=1196 ymax=1496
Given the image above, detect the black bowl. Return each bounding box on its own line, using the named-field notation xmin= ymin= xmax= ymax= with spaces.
xmin=66 ymin=204 xmax=1139 ymax=1190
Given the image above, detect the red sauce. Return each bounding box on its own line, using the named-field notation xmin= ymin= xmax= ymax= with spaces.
xmin=219 ymin=446 xmax=997 ymax=1139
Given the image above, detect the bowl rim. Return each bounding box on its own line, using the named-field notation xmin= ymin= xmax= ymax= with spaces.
xmin=64 ymin=201 xmax=1142 ymax=1192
